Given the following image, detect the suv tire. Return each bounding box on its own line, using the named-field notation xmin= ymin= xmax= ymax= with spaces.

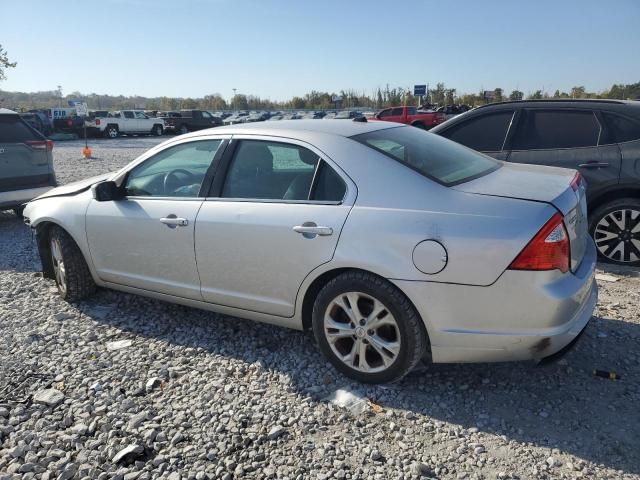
xmin=589 ymin=198 xmax=640 ymax=266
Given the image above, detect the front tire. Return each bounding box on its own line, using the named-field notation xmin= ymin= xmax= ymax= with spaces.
xmin=153 ymin=124 xmax=163 ymax=136
xmin=312 ymin=271 xmax=427 ymax=384
xmin=590 ymin=198 xmax=640 ymax=266
xmin=49 ymin=226 xmax=96 ymax=301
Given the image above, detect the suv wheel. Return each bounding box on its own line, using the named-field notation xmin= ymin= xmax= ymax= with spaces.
xmin=153 ymin=125 xmax=163 ymax=136
xmin=105 ymin=125 xmax=119 ymax=138
xmin=590 ymin=198 xmax=640 ymax=266
xmin=179 ymin=124 xmax=189 ymax=135
xmin=312 ymin=271 xmax=427 ymax=384
xmin=49 ymin=226 xmax=96 ymax=301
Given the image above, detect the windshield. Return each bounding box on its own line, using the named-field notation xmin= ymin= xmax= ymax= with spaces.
xmin=352 ymin=126 xmax=500 ymax=186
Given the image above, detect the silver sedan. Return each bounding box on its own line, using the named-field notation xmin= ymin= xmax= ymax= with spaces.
xmin=24 ymin=120 xmax=598 ymax=383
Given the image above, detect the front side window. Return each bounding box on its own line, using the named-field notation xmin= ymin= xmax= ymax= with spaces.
xmin=201 ymin=111 xmax=212 ymax=119
xmin=378 ymin=109 xmax=393 ymax=118
xmin=441 ymin=111 xmax=514 ymax=152
xmin=222 ymin=140 xmax=319 ymax=200
xmin=134 ymin=111 xmax=147 ymax=119
xmin=125 ymin=140 xmax=222 ymax=197
xmin=602 ymin=112 xmax=640 ymax=143
xmin=407 ymin=107 xmax=417 ymax=115
xmin=512 ymin=110 xmax=601 ymax=150
xmin=353 ymin=126 xmax=499 ymax=186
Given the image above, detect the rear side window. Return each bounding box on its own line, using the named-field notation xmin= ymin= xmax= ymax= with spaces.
xmin=391 ymin=108 xmax=404 ymax=116
xmin=311 ymin=162 xmax=346 ymax=202
xmin=440 ymin=111 xmax=514 ymax=151
xmin=124 ymin=111 xmax=134 ymax=119
xmin=602 ymin=112 xmax=640 ymax=143
xmin=512 ymin=110 xmax=601 ymax=150
xmin=0 ymin=116 xmax=40 ymax=143
xmin=353 ymin=126 xmax=499 ymax=186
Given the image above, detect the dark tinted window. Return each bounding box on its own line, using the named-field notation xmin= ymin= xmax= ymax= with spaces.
xmin=441 ymin=111 xmax=514 ymax=151
xmin=512 ymin=110 xmax=601 ymax=150
xmin=378 ymin=109 xmax=393 ymax=118
xmin=602 ymin=112 xmax=640 ymax=143
xmin=0 ymin=116 xmax=40 ymax=143
xmin=391 ymin=108 xmax=404 ymax=116
xmin=312 ymin=162 xmax=346 ymax=202
xmin=124 ymin=111 xmax=134 ymax=119
xmin=353 ymin=126 xmax=499 ymax=186
xmin=407 ymin=107 xmax=417 ymax=115
xmin=222 ymin=140 xmax=318 ymax=200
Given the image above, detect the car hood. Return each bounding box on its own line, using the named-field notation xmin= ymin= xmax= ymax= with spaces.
xmin=452 ymin=162 xmax=576 ymax=215
xmin=31 ymin=172 xmax=114 ymax=201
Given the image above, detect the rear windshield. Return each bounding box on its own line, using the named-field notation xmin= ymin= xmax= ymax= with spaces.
xmin=0 ymin=115 xmax=41 ymax=143
xmin=352 ymin=126 xmax=500 ymax=186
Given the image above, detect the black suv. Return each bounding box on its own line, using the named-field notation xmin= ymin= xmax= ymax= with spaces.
xmin=431 ymin=99 xmax=640 ymax=266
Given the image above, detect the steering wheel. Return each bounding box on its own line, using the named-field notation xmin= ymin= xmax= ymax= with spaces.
xmin=163 ymin=169 xmax=196 ymax=195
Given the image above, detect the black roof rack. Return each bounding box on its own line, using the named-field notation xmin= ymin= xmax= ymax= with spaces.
xmin=476 ymin=98 xmax=631 ymax=109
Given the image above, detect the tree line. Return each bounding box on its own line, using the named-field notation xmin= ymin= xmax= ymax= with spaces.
xmin=1 ymin=82 xmax=639 ymax=113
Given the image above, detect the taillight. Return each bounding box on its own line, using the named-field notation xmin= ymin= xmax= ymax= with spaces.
xmin=25 ymin=140 xmax=54 ymax=151
xmin=95 ymin=118 xmax=101 ymax=126
xmin=570 ymin=171 xmax=582 ymax=192
xmin=508 ymin=212 xmax=570 ymax=273
xmin=67 ymin=119 xmax=73 ymax=127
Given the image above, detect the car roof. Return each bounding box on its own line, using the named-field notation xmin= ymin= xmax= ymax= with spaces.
xmin=474 ymin=99 xmax=640 ymax=110
xmin=184 ymin=119 xmax=398 ymax=138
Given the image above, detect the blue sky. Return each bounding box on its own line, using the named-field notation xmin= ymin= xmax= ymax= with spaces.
xmin=2 ymin=0 xmax=639 ymax=101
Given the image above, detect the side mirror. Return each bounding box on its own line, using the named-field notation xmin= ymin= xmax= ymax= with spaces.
xmin=92 ymin=181 xmax=123 ymax=202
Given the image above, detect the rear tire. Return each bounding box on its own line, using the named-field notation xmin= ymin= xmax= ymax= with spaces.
xmin=179 ymin=124 xmax=189 ymax=135
xmin=49 ymin=226 xmax=96 ymax=301
xmin=589 ymin=198 xmax=640 ymax=266
xmin=312 ymin=271 xmax=427 ymax=384
xmin=104 ymin=125 xmax=119 ymax=139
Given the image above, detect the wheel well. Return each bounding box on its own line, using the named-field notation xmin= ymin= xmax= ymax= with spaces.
xmin=106 ymin=123 xmax=119 ymax=130
xmin=154 ymin=123 xmax=163 ymax=129
xmin=411 ymin=121 xmax=425 ymax=128
xmin=34 ymin=222 xmax=86 ymax=280
xmin=35 ymin=221 xmax=56 ymax=279
xmin=588 ymin=187 xmax=640 ymax=214
xmin=300 ymin=267 xmax=429 ymax=345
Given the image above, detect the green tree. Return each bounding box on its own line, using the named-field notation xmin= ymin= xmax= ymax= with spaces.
xmin=445 ymin=88 xmax=456 ymax=105
xmin=0 ymin=44 xmax=17 ymax=81
xmin=529 ymin=90 xmax=543 ymax=100
xmin=508 ymin=90 xmax=523 ymax=101
xmin=570 ymin=86 xmax=586 ymax=98
xmin=493 ymin=88 xmax=503 ymax=102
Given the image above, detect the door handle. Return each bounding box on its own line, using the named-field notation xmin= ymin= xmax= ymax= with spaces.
xmin=578 ymin=162 xmax=609 ymax=168
xmin=293 ymin=222 xmax=333 ymax=238
xmin=160 ymin=215 xmax=189 ymax=228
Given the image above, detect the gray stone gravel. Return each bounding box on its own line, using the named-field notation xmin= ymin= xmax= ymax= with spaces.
xmin=1 ymin=137 xmax=639 ymax=479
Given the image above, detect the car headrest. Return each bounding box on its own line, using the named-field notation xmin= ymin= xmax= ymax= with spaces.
xmin=235 ymin=142 xmax=273 ymax=176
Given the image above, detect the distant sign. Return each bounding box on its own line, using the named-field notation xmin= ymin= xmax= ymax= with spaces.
xmin=68 ymin=101 xmax=88 ymax=116
xmin=483 ymin=90 xmax=496 ymax=100
xmin=331 ymin=95 xmax=343 ymax=103
xmin=414 ymin=85 xmax=427 ymax=96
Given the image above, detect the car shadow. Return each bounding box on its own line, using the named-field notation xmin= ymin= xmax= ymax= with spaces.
xmin=0 ymin=211 xmax=40 ymax=272
xmin=73 ymin=287 xmax=640 ymax=475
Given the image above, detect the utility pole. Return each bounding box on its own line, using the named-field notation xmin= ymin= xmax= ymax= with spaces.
xmin=232 ymin=88 xmax=237 ymax=111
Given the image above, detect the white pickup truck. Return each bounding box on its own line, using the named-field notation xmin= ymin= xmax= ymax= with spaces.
xmin=86 ymin=110 xmax=165 ymax=138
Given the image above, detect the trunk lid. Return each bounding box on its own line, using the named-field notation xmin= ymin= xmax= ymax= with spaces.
xmin=453 ymin=162 xmax=589 ymax=272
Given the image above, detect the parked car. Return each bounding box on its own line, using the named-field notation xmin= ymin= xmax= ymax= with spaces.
xmin=436 ymin=104 xmax=471 ymax=120
xmin=162 ymin=110 xmax=223 ymax=134
xmin=431 ymin=99 xmax=640 ymax=266
xmin=24 ymin=120 xmax=596 ymax=383
xmin=53 ymin=114 xmax=86 ymax=137
xmin=370 ymin=106 xmax=446 ymax=129
xmin=85 ymin=110 xmax=165 ymax=138
xmin=20 ymin=112 xmax=52 ymax=136
xmin=223 ymin=112 xmax=249 ymax=125
xmin=1 ymin=108 xmax=56 ymax=216
xmin=334 ymin=110 xmax=362 ymax=120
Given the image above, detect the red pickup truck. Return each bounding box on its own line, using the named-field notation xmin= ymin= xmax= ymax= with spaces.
xmin=368 ymin=106 xmax=446 ymax=129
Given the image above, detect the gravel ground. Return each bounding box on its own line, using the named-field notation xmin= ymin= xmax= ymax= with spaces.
xmin=1 ymin=138 xmax=639 ymax=480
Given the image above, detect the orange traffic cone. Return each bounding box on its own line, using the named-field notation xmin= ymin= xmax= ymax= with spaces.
xmin=82 ymin=146 xmax=92 ymax=158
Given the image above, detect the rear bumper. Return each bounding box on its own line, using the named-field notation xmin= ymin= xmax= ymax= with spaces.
xmin=0 ymin=186 xmax=54 ymax=209
xmin=392 ymin=239 xmax=598 ymax=363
